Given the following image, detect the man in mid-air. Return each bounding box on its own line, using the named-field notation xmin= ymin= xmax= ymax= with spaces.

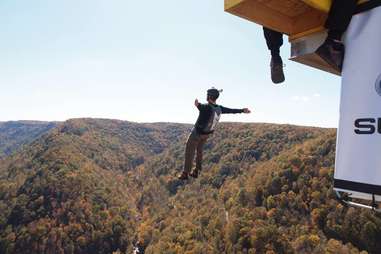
xmin=264 ymin=0 xmax=359 ymax=84
xmin=178 ymin=88 xmax=251 ymax=180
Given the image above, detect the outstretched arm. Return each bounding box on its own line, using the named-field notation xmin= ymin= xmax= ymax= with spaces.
xmin=195 ymin=99 xmax=208 ymax=111
xmin=194 ymin=99 xmax=200 ymax=108
xmin=221 ymin=106 xmax=251 ymax=114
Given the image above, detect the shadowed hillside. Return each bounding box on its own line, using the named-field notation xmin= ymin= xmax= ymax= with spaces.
xmin=1 ymin=119 xmax=380 ymax=254
xmin=0 ymin=121 xmax=57 ymax=159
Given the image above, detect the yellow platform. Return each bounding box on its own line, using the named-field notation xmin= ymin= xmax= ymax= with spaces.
xmin=224 ymin=0 xmax=329 ymax=36
xmin=302 ymin=0 xmax=331 ymax=13
xmin=302 ymin=0 xmax=367 ymax=13
xmin=225 ymin=0 xmax=368 ymax=75
xmin=225 ymin=0 xmax=367 ymax=36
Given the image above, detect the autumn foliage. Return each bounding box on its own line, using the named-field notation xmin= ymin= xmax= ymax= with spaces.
xmin=0 ymin=119 xmax=380 ymax=254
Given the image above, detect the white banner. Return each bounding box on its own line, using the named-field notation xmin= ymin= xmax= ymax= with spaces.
xmin=334 ymin=6 xmax=381 ymax=201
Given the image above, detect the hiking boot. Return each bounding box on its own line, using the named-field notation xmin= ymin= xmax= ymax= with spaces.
xmin=178 ymin=171 xmax=189 ymax=180
xmin=189 ymin=169 xmax=199 ymax=178
xmin=316 ymin=39 xmax=344 ymax=72
xmin=270 ymin=56 xmax=285 ymax=84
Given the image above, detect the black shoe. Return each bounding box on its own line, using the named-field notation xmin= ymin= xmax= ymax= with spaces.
xmin=316 ymin=39 xmax=344 ymax=72
xmin=270 ymin=56 xmax=285 ymax=84
xmin=189 ymin=169 xmax=199 ymax=178
xmin=178 ymin=172 xmax=189 ymax=180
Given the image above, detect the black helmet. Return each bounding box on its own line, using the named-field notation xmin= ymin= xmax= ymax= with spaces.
xmin=207 ymin=87 xmax=223 ymax=100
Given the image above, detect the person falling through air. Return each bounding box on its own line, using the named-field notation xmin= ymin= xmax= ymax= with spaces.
xmin=178 ymin=88 xmax=251 ymax=180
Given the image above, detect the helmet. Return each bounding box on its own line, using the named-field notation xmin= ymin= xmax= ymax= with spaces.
xmin=207 ymin=87 xmax=223 ymax=100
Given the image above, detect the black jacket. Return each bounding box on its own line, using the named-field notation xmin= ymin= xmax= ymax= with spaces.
xmin=194 ymin=103 xmax=244 ymax=134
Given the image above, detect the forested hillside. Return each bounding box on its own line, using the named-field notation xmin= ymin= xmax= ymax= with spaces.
xmin=0 ymin=119 xmax=190 ymax=254
xmin=0 ymin=119 xmax=380 ymax=254
xmin=0 ymin=121 xmax=56 ymax=159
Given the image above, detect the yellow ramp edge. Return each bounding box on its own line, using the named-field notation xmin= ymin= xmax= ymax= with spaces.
xmin=302 ymin=0 xmax=368 ymax=12
xmin=301 ymin=0 xmax=331 ymax=12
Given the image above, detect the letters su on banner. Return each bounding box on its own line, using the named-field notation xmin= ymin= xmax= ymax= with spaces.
xmin=334 ymin=6 xmax=381 ymax=201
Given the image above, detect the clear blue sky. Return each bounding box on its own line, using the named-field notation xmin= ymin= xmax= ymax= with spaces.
xmin=0 ymin=0 xmax=341 ymax=127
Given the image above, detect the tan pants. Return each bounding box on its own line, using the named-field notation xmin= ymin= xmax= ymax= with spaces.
xmin=183 ymin=130 xmax=209 ymax=174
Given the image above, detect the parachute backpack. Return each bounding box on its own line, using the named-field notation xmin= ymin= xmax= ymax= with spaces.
xmin=203 ymin=88 xmax=223 ymax=134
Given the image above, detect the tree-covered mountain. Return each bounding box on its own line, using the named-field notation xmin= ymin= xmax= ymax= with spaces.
xmin=0 ymin=119 xmax=190 ymax=254
xmin=0 ymin=118 xmax=380 ymax=254
xmin=0 ymin=121 xmax=56 ymax=159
